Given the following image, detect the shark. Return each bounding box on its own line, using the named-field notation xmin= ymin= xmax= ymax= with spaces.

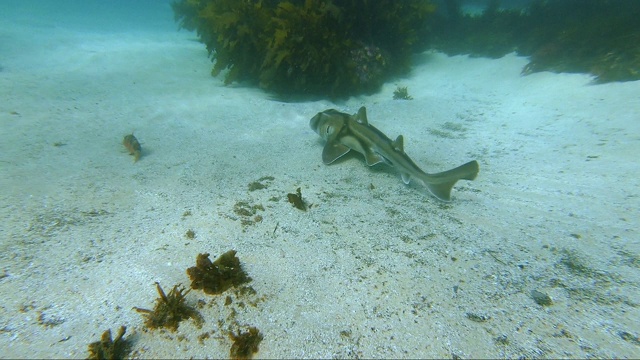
xmin=310 ymin=106 xmax=479 ymax=201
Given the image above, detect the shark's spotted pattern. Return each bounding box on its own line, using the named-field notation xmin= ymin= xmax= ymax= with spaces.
xmin=310 ymin=106 xmax=479 ymax=201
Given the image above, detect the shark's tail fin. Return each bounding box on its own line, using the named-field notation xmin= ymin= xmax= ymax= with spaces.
xmin=420 ymin=160 xmax=479 ymax=201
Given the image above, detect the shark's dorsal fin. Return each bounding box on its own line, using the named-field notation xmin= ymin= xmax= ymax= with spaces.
xmin=392 ymin=135 xmax=404 ymax=152
xmin=322 ymin=141 xmax=351 ymax=164
xmin=355 ymin=106 xmax=369 ymax=125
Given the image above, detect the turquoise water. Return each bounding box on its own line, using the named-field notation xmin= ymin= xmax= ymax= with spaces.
xmin=1 ymin=1 xmax=639 ymax=358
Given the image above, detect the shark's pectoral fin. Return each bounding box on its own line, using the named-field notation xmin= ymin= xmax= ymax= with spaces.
xmin=364 ymin=149 xmax=386 ymax=166
xmin=401 ymin=173 xmax=411 ymax=184
xmin=322 ymin=142 xmax=351 ymax=164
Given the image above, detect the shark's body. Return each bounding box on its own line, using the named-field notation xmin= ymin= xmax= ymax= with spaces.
xmin=310 ymin=106 xmax=479 ymax=201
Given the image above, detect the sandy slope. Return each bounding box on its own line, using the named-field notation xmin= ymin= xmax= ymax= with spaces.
xmin=1 ymin=6 xmax=639 ymax=359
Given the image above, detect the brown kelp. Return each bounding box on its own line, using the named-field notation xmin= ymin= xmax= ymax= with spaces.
xmin=431 ymin=0 xmax=640 ymax=83
xmin=172 ymin=0 xmax=436 ymax=97
xmin=134 ymin=282 xmax=203 ymax=331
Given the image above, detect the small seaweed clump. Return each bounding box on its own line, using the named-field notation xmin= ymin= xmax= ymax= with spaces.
xmin=87 ymin=326 xmax=130 ymax=360
xmin=286 ymin=187 xmax=307 ymax=211
xmin=134 ymin=282 xmax=203 ymax=331
xmin=393 ymin=86 xmax=413 ymax=100
xmin=187 ymin=251 xmax=251 ymax=295
xmin=171 ymin=0 xmax=436 ymax=98
xmin=229 ymin=327 xmax=263 ymax=360
xmin=122 ymin=134 xmax=141 ymax=162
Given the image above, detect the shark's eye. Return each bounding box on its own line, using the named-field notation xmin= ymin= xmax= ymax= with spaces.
xmin=324 ymin=125 xmax=332 ymax=135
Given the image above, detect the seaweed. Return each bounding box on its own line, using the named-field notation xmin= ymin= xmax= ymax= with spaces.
xmin=392 ymin=86 xmax=413 ymax=100
xmin=287 ymin=187 xmax=307 ymax=211
xmin=229 ymin=326 xmax=263 ymax=360
xmin=530 ymin=289 xmax=553 ymax=306
xmin=430 ymin=0 xmax=523 ymax=58
xmin=36 ymin=308 xmax=64 ymax=328
xmin=618 ymin=331 xmax=640 ymax=346
xmin=171 ymin=0 xmax=436 ymax=98
xmin=186 ymin=251 xmax=251 ymax=295
xmin=133 ymin=282 xmax=203 ymax=331
xmin=248 ymin=176 xmax=274 ymax=191
xmin=521 ymin=0 xmax=640 ymax=83
xmin=494 ymin=334 xmax=509 ymax=346
xmin=465 ymin=312 xmax=491 ymax=323
xmin=233 ymin=202 xmax=264 ymax=217
xmin=87 ymin=326 xmax=130 ymax=360
xmin=122 ymin=133 xmax=141 ymax=162
xmin=233 ymin=201 xmax=264 ymax=227
xmin=431 ymin=0 xmax=640 ymax=83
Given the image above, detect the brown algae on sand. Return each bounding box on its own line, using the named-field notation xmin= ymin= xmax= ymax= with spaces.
xmin=187 ymin=251 xmax=251 ymax=295
xmin=287 ymin=187 xmax=307 ymax=211
xmin=229 ymin=326 xmax=263 ymax=359
xmin=133 ymin=282 xmax=203 ymax=331
xmin=122 ymin=133 xmax=141 ymax=162
xmin=87 ymin=326 xmax=130 ymax=359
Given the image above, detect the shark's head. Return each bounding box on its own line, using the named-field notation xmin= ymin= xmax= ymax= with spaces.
xmin=310 ymin=109 xmax=348 ymax=141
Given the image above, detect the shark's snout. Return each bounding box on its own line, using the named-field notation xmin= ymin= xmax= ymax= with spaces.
xmin=309 ymin=112 xmax=322 ymax=134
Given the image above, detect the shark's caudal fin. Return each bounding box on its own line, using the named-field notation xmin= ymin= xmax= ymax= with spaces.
xmin=420 ymin=160 xmax=479 ymax=201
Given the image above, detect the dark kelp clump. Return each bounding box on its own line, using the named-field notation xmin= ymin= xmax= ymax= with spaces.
xmin=431 ymin=0 xmax=640 ymax=83
xmin=134 ymin=282 xmax=203 ymax=331
xmin=187 ymin=251 xmax=251 ymax=295
xmin=87 ymin=326 xmax=131 ymax=360
xmin=229 ymin=327 xmax=264 ymax=360
xmin=171 ymin=0 xmax=436 ymax=98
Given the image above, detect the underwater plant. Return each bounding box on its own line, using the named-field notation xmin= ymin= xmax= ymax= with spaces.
xmin=393 ymin=86 xmax=413 ymax=100
xmin=87 ymin=326 xmax=130 ymax=360
xmin=229 ymin=327 xmax=263 ymax=359
xmin=122 ymin=133 xmax=141 ymax=163
xmin=430 ymin=0 xmax=640 ymax=83
xmin=186 ymin=251 xmax=252 ymax=295
xmin=134 ymin=282 xmax=203 ymax=331
xmin=430 ymin=0 xmax=524 ymax=58
xmin=519 ymin=0 xmax=640 ymax=83
xmin=286 ymin=187 xmax=307 ymax=211
xmin=172 ymin=0 xmax=436 ymax=97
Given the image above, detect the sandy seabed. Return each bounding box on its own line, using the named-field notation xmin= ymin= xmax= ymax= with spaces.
xmin=1 ymin=3 xmax=639 ymax=359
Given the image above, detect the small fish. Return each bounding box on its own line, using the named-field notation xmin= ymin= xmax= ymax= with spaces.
xmin=310 ymin=106 xmax=479 ymax=201
xmin=123 ymin=133 xmax=142 ymax=162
